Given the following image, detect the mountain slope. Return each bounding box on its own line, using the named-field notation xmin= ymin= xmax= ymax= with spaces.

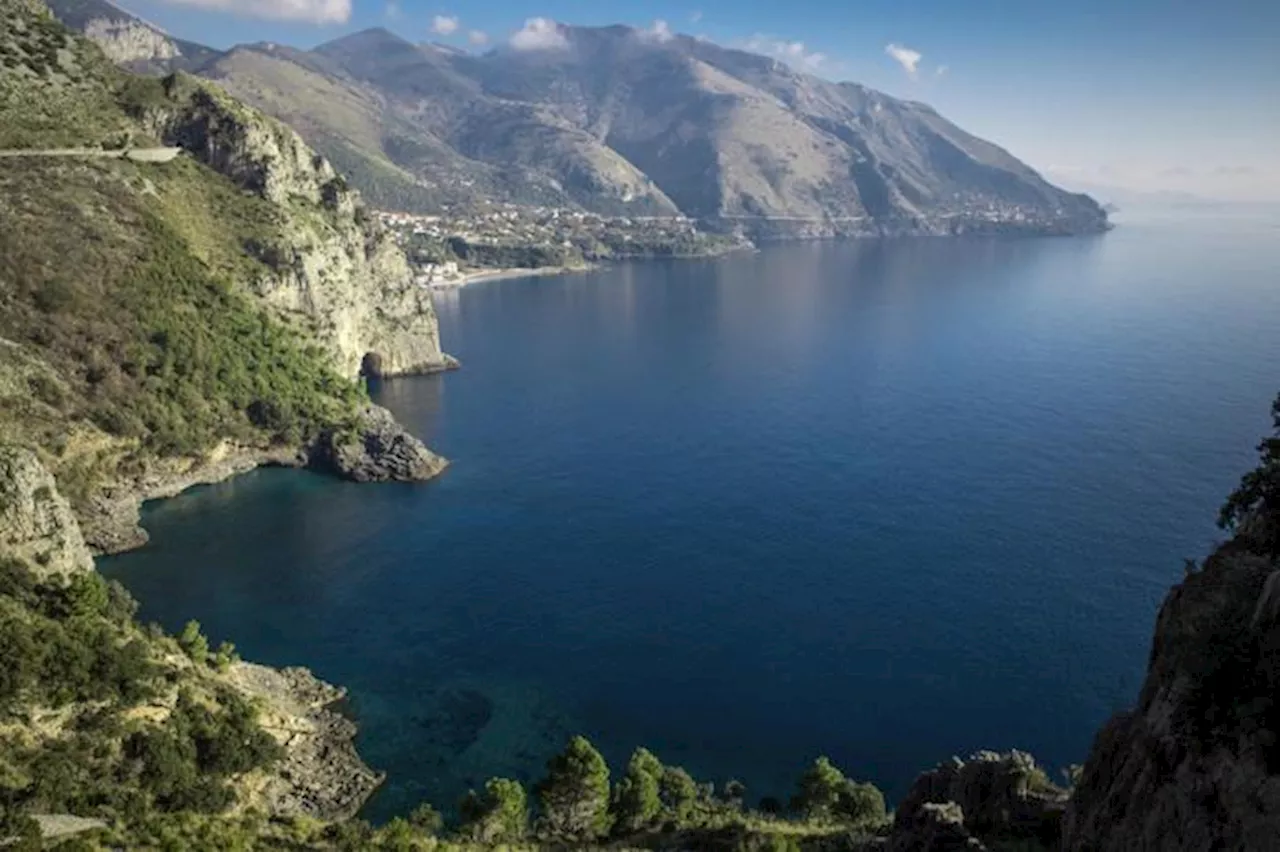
xmin=42 ymin=0 xmax=217 ymax=72
xmin=49 ymin=7 xmax=1106 ymax=236
xmin=1 ymin=0 xmax=450 ymax=551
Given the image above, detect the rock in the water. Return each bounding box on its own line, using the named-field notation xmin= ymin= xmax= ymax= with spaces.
xmin=889 ymin=801 xmax=987 ymax=852
xmin=312 ymin=404 xmax=448 ymax=483
xmin=0 ymin=446 xmax=94 ymax=578
xmin=1063 ymin=546 xmax=1280 ymax=851
xmin=896 ymin=750 xmax=1065 ymax=843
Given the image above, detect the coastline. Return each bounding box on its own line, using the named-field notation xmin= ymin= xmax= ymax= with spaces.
xmin=430 ymin=263 xmax=595 ymax=290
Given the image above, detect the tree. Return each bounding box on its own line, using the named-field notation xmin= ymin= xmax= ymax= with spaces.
xmin=723 ymin=779 xmax=747 ymax=809
xmin=212 ymin=641 xmax=238 ymax=673
xmin=837 ymin=781 xmax=886 ymax=826
xmin=406 ymin=803 xmax=443 ymax=836
xmin=1219 ymin=393 xmax=1280 ymax=556
xmin=458 ymin=778 xmax=527 ymax=844
xmin=793 ymin=757 xmax=846 ymax=821
xmin=537 ymin=735 xmax=612 ymax=839
xmin=793 ymin=757 xmax=885 ymax=826
xmin=178 ymin=621 xmax=209 ymax=665
xmin=658 ymin=765 xmax=698 ymax=825
xmin=611 ymin=747 xmax=663 ymax=835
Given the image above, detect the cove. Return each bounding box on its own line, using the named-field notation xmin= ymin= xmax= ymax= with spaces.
xmin=102 ymin=207 xmax=1280 ymax=820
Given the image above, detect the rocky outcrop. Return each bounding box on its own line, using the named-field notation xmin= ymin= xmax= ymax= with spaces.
xmin=1063 ymin=545 xmax=1280 ymax=850
xmin=77 ymin=406 xmax=449 ymax=556
xmin=79 ymin=442 xmax=305 ymax=555
xmin=138 ymin=74 xmax=455 ymax=380
xmin=225 ymin=663 xmax=384 ymax=820
xmin=896 ymin=750 xmax=1066 ymax=843
xmin=888 ymin=801 xmax=986 ymax=852
xmin=0 ymin=446 xmax=94 ymax=578
xmin=82 ymin=17 xmax=178 ymax=64
xmin=312 ymin=404 xmax=448 ymax=483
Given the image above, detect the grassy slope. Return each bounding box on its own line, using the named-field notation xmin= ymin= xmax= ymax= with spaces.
xmin=0 ymin=2 xmax=363 ymax=504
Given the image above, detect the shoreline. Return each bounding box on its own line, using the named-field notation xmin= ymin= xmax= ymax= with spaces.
xmin=430 ymin=264 xmax=594 ymax=290
xmin=427 ymin=243 xmax=755 ymax=290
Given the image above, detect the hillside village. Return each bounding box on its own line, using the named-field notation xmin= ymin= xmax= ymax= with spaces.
xmin=376 ymin=203 xmax=749 ymax=286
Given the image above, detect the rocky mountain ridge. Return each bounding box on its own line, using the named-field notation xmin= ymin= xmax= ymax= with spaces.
xmin=47 ymin=2 xmax=1108 ymax=239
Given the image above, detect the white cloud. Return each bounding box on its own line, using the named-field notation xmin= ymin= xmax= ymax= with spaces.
xmin=885 ymin=42 xmax=922 ymax=77
xmin=384 ymin=1 xmax=400 ymax=19
xmin=690 ymin=10 xmax=703 ymax=23
xmin=468 ymin=29 xmax=489 ymax=46
xmin=155 ymin=0 xmax=350 ymax=24
xmin=741 ymin=34 xmax=826 ymax=70
xmin=509 ymin=17 xmax=568 ymax=50
xmin=935 ymin=64 xmax=948 ymax=77
xmin=430 ymin=14 xmax=460 ymax=35
xmin=644 ymin=19 xmax=674 ymax=43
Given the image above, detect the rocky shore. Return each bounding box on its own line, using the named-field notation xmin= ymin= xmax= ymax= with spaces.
xmin=78 ymin=402 xmax=447 ymax=556
xmin=226 ymin=663 xmax=384 ymax=820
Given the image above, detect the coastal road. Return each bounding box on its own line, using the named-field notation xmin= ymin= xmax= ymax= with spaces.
xmin=0 ymin=147 xmax=182 ymax=163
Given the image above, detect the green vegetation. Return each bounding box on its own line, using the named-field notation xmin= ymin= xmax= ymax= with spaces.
xmin=447 ymin=236 xmax=585 ymax=270
xmin=457 ymin=778 xmax=529 ymax=844
xmin=612 ymin=747 xmax=664 ymax=833
xmin=792 ymin=757 xmax=886 ymax=827
xmin=0 ymin=3 xmax=374 ymax=516
xmin=1219 ymin=392 xmax=1280 ymax=557
xmin=535 ymin=735 xmax=612 ymax=839
xmin=0 ymin=559 xmax=281 ymax=829
xmin=0 ymin=2 xmax=137 ymax=149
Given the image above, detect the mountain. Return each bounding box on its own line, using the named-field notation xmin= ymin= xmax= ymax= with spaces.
xmin=47 ymin=6 xmax=1107 ymax=238
xmin=40 ymin=0 xmax=217 ymax=72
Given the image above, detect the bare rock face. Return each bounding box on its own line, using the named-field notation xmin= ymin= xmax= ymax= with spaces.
xmin=77 ymin=442 xmax=306 ymax=556
xmin=82 ymin=17 xmax=179 ymax=64
xmin=225 ymin=663 xmax=384 ymax=820
xmin=889 ymin=801 xmax=987 ymax=852
xmin=0 ymin=446 xmax=94 ymax=578
xmin=138 ymin=74 xmax=455 ymax=380
xmin=312 ymin=404 xmax=448 ymax=483
xmin=896 ymin=750 xmax=1066 ymax=845
xmin=1063 ymin=546 xmax=1280 ymax=850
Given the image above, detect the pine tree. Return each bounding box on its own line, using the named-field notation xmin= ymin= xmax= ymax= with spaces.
xmin=537 ymin=735 xmax=612 ymax=839
xmin=611 ymin=747 xmax=663 ymax=834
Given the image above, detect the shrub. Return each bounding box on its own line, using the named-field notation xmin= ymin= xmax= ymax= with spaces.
xmin=458 ymin=778 xmax=527 ymax=844
xmin=178 ymin=620 xmax=209 ymax=664
xmin=1219 ymin=393 xmax=1280 ymax=556
xmin=406 ymin=802 xmax=443 ymax=835
xmin=792 ymin=757 xmax=886 ymax=826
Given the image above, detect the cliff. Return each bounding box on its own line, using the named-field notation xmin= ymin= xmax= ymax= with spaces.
xmin=1061 ymin=396 xmax=1280 ymax=849
xmin=0 ymin=446 xmax=94 ymax=579
xmin=0 ymin=449 xmax=383 ymax=829
xmin=1 ymin=0 xmax=452 ymax=553
xmin=133 ymin=72 xmax=456 ymax=381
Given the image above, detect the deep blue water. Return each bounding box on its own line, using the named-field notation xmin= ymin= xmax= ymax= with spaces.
xmin=102 ymin=208 xmax=1280 ymax=820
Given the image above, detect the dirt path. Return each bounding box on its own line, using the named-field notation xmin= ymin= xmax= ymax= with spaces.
xmin=0 ymin=147 xmax=182 ymax=162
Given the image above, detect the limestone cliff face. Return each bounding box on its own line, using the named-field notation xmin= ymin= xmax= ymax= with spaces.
xmin=82 ymin=17 xmax=179 ymax=64
xmin=0 ymin=446 xmax=94 ymax=579
xmin=139 ymin=75 xmax=454 ymax=380
xmin=1063 ymin=545 xmax=1280 ymax=850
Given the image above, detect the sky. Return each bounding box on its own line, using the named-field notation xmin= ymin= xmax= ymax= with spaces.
xmin=119 ymin=0 xmax=1280 ymax=202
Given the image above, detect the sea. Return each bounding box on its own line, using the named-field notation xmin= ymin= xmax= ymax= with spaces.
xmin=102 ymin=205 xmax=1280 ymax=819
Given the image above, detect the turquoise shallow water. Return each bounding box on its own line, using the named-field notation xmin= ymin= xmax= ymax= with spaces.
xmin=102 ymin=207 xmax=1280 ymax=819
